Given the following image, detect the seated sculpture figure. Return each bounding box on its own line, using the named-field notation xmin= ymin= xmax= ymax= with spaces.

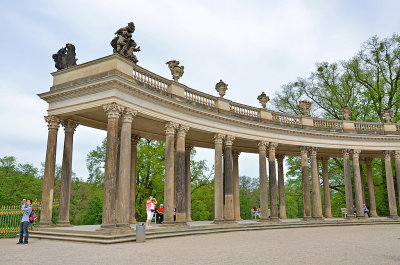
xmin=111 ymin=22 xmax=141 ymax=63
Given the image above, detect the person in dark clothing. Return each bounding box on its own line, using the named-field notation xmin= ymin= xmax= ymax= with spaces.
xmin=17 ymin=199 xmax=32 ymax=245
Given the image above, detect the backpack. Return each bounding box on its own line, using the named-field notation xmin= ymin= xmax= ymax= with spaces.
xmin=29 ymin=209 xmax=37 ymax=223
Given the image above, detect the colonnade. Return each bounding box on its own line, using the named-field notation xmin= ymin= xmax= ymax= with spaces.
xmin=39 ymin=103 xmax=400 ymax=228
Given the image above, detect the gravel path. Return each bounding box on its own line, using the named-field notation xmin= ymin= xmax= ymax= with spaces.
xmin=2 ymin=224 xmax=400 ymax=265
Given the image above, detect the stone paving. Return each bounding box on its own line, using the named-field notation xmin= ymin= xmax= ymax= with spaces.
xmin=2 ymin=224 xmax=400 ymax=265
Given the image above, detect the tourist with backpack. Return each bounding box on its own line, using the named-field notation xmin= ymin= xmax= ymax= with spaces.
xmin=17 ymin=199 xmax=32 ymax=245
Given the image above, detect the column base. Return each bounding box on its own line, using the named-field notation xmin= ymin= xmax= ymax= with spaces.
xmin=175 ymin=221 xmax=188 ymax=226
xmin=186 ymin=218 xmax=193 ymax=222
xmin=37 ymin=221 xmax=53 ymax=228
xmin=100 ymin=223 xmax=116 ymax=229
xmin=234 ymin=216 xmax=242 ymax=221
xmin=223 ymin=219 xmax=237 ymax=224
xmin=129 ymin=218 xmax=137 ymax=224
xmin=212 ymin=219 xmax=224 ymax=225
xmin=56 ymin=221 xmax=71 ymax=227
xmin=161 ymin=221 xmax=176 ymax=227
xmin=269 ymin=217 xmax=281 ymax=223
xmin=279 ymin=215 xmax=287 ymax=219
xmin=258 ymin=218 xmax=270 ymax=223
xmin=389 ymin=215 xmax=399 ymax=219
xmin=302 ymin=216 xmax=313 ymax=222
xmin=116 ymin=223 xmax=130 ymax=228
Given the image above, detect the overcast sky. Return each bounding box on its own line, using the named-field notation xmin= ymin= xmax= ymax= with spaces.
xmin=1 ymin=0 xmax=399 ymax=180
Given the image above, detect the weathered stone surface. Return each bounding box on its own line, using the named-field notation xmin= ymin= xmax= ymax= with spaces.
xmin=269 ymin=143 xmax=279 ymax=221
xmin=342 ymin=149 xmax=354 ymax=218
xmin=384 ymin=151 xmax=398 ymax=217
xmin=321 ymin=157 xmax=332 ymax=218
xmin=300 ymin=146 xmax=311 ymax=219
xmin=277 ymin=154 xmax=286 ymax=219
xmin=52 ymin=43 xmax=78 ymax=70
xmin=111 ymin=22 xmax=140 ymax=63
xmin=365 ymin=158 xmax=378 ymax=217
xmin=166 ymin=60 xmax=184 ymax=82
xmin=310 ymin=147 xmax=323 ymax=219
xmin=213 ymin=134 xmax=225 ymax=223
xmin=352 ymin=150 xmax=365 ymax=218
xmin=258 ymin=141 xmax=269 ymax=222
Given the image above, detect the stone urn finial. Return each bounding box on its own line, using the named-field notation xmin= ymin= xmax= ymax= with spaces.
xmin=166 ymin=60 xmax=184 ymax=82
xmin=215 ymin=80 xmax=228 ymax=98
xmin=257 ymin=92 xmax=270 ymax=109
xmin=341 ymin=106 xmax=351 ymax=120
xmin=381 ymin=108 xmax=393 ymax=123
xmin=297 ymin=100 xmax=312 ymax=116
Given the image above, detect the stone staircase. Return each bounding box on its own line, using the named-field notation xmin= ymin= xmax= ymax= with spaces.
xmin=30 ymin=219 xmax=400 ymax=244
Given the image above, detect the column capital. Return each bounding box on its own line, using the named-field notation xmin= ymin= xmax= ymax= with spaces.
xmin=365 ymin=157 xmax=373 ymax=165
xmin=394 ymin=151 xmax=400 ymax=159
xmin=213 ymin=133 xmax=225 ymax=144
xmin=177 ymin=125 xmax=190 ymax=138
xmin=300 ymin=146 xmax=309 ymax=155
xmin=225 ymin=135 xmax=235 ymax=146
xmin=309 ymin=147 xmax=318 ymax=157
xmin=352 ymin=149 xmax=361 ymax=158
xmin=233 ymin=150 xmax=241 ymax=157
xmin=342 ymin=148 xmax=351 ymax=158
xmin=276 ymin=154 xmax=285 ymax=162
xmin=320 ymin=156 xmax=329 ymax=161
xmin=164 ymin=121 xmax=179 ymax=135
xmin=383 ymin=150 xmax=393 ymax=158
xmin=269 ymin=142 xmax=278 ymax=152
xmin=257 ymin=140 xmax=268 ymax=151
xmin=44 ymin=116 xmax=61 ymax=130
xmin=131 ymin=135 xmax=141 ymax=145
xmin=103 ymin=103 xmax=124 ymax=119
xmin=61 ymin=119 xmax=78 ymax=133
xmin=185 ymin=144 xmax=193 ymax=152
xmin=121 ymin=108 xmax=137 ymax=123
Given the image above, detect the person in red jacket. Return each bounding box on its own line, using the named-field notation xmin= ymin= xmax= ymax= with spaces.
xmin=156 ymin=204 xmax=164 ymax=224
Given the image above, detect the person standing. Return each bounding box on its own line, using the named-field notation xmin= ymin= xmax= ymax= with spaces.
xmin=17 ymin=199 xmax=32 ymax=245
xmin=145 ymin=196 xmax=157 ymax=227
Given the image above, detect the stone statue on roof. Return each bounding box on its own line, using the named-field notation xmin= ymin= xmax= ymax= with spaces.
xmin=52 ymin=43 xmax=78 ymax=70
xmin=111 ymin=22 xmax=141 ymax=63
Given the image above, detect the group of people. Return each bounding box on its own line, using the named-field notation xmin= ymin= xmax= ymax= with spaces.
xmin=146 ymin=196 xmax=169 ymax=227
xmin=252 ymin=205 xmax=261 ymax=218
xmin=353 ymin=203 xmax=370 ymax=217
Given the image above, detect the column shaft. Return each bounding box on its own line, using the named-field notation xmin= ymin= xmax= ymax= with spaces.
xmin=395 ymin=151 xmax=400 ymax=212
xmin=301 ymin=147 xmax=311 ymax=219
xmin=365 ymin=158 xmax=378 ymax=217
xmin=384 ymin=151 xmax=398 ymax=217
xmin=176 ymin=126 xmax=189 ymax=225
xmin=213 ymin=134 xmax=225 ymax=223
xmin=102 ymin=103 xmax=123 ymax=227
xmin=58 ymin=120 xmax=78 ymax=225
xmin=130 ymin=136 xmax=140 ymax=224
xmin=352 ymin=150 xmax=365 ymax=218
xmin=310 ymin=148 xmax=323 ymax=218
xmin=224 ymin=135 xmax=235 ymax=222
xmin=321 ymin=157 xmax=332 ymax=218
xmin=233 ymin=150 xmax=241 ymax=220
xmin=343 ymin=149 xmax=354 ymax=218
xmin=269 ymin=143 xmax=279 ymax=220
xmin=116 ymin=109 xmax=136 ymax=227
xmin=359 ymin=161 xmax=366 ymax=204
xmin=258 ymin=141 xmax=269 ymax=222
xmin=164 ymin=122 xmax=178 ymax=224
xmin=277 ymin=155 xmax=286 ymax=219
xmin=185 ymin=145 xmax=193 ymax=222
xmin=40 ymin=116 xmax=60 ymax=226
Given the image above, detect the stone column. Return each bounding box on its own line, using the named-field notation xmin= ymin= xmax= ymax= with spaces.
xmin=384 ymin=151 xmax=398 ymax=217
xmin=269 ymin=143 xmax=279 ymax=221
xmin=185 ymin=145 xmax=193 ymax=222
xmin=224 ymin=135 xmax=235 ymax=222
xmin=40 ymin=116 xmax=60 ymax=226
xmin=343 ymin=149 xmax=354 ymax=218
xmin=394 ymin=151 xmax=400 ymax=212
xmin=213 ymin=134 xmax=225 ymax=224
xmin=57 ymin=120 xmax=78 ymax=226
xmin=233 ymin=150 xmax=241 ymax=220
xmin=321 ymin=157 xmax=332 ymax=218
xmin=310 ymin=147 xmax=323 ymax=219
xmin=176 ymin=125 xmax=189 ymax=225
xmin=164 ymin=122 xmax=178 ymax=225
xmin=116 ymin=109 xmax=136 ymax=227
xmin=102 ymin=103 xmax=123 ymax=228
xmin=300 ymin=146 xmax=311 ymax=219
xmin=258 ymin=141 xmax=269 ymax=222
xmin=277 ymin=154 xmax=287 ymax=219
xmin=359 ymin=161 xmax=366 ymax=204
xmin=365 ymin=158 xmax=378 ymax=217
xmin=352 ymin=150 xmax=365 ymax=218
xmin=130 ymin=135 xmax=140 ymax=224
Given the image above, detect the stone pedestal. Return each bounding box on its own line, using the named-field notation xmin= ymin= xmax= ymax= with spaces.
xmin=102 ymin=103 xmax=123 ymax=228
xmin=300 ymin=146 xmax=311 ymax=220
xmin=258 ymin=141 xmax=269 ymax=222
xmin=39 ymin=116 xmax=60 ymax=227
xmin=384 ymin=151 xmax=398 ymax=218
xmin=185 ymin=145 xmax=193 ymax=222
xmin=233 ymin=150 xmax=241 ymax=220
xmin=343 ymin=149 xmax=354 ymax=219
xmin=310 ymin=148 xmax=323 ymax=219
xmin=116 ymin=109 xmax=136 ymax=227
xmin=130 ymin=135 xmax=140 ymax=224
xmin=352 ymin=150 xmax=365 ymax=218
xmin=164 ymin=122 xmax=178 ymax=225
xmin=269 ymin=143 xmax=279 ymax=221
xmin=365 ymin=158 xmax=378 ymax=217
xmin=213 ymin=134 xmax=225 ymax=224
xmin=176 ymin=125 xmax=189 ymax=226
xmin=277 ymin=155 xmax=286 ymax=219
xmin=57 ymin=120 xmax=78 ymax=226
xmin=223 ymin=135 xmax=235 ymax=223
xmin=321 ymin=157 xmax=332 ymax=218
